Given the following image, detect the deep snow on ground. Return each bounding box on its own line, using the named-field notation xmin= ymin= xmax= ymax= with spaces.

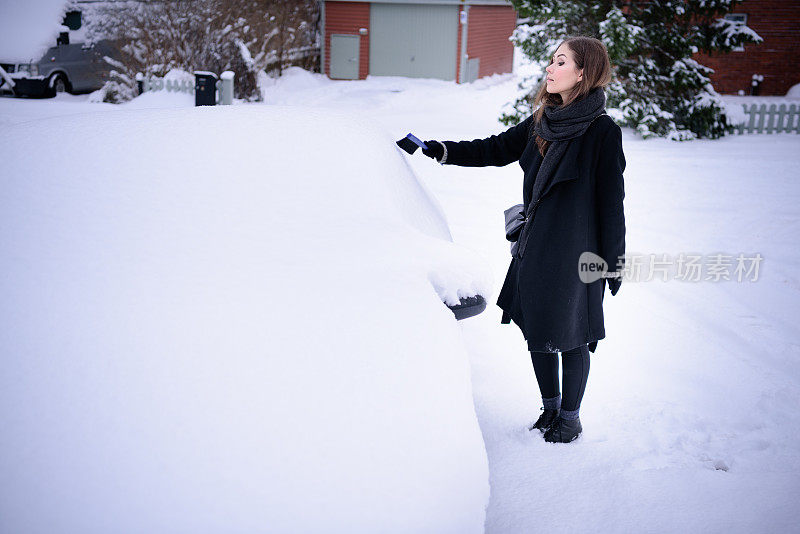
xmin=1 ymin=47 xmax=799 ymax=532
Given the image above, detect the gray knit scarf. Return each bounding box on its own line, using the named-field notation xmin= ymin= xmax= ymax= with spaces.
xmin=529 ymin=86 xmax=607 ymax=203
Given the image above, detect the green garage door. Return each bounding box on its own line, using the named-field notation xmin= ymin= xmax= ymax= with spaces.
xmin=330 ymin=34 xmax=361 ymax=80
xmin=369 ymin=3 xmax=458 ymax=81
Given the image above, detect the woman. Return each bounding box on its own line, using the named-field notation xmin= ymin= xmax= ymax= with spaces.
xmin=419 ymin=36 xmax=626 ymax=444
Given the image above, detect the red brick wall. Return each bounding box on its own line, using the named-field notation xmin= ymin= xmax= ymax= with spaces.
xmin=324 ymin=1 xmax=370 ymax=80
xmin=692 ymin=0 xmax=800 ymax=95
xmin=465 ymin=5 xmax=517 ymax=79
xmin=456 ymin=6 xmax=464 ymax=82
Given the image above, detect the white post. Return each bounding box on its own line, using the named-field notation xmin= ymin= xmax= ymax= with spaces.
xmin=219 ymin=71 xmax=234 ymax=105
xmin=458 ymin=4 xmax=470 ymax=84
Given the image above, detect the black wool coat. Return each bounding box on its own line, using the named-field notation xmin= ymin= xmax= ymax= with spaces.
xmin=441 ymin=113 xmax=626 ymax=353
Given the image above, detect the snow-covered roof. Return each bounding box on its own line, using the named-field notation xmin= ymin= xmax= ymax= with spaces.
xmin=0 ymin=0 xmax=71 ymax=63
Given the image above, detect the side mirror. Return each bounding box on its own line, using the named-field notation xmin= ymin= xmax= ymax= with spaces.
xmin=446 ymin=295 xmax=486 ymax=320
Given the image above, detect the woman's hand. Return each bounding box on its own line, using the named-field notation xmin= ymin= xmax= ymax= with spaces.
xmin=607 ymin=276 xmax=622 ymax=296
xmin=421 ymin=141 xmax=444 ymax=161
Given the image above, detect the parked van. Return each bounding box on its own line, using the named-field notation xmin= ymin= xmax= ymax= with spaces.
xmin=0 ymin=7 xmax=117 ymax=98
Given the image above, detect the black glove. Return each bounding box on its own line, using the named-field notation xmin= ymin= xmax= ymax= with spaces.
xmin=608 ymin=277 xmax=622 ymax=296
xmin=421 ymin=140 xmax=444 ymax=161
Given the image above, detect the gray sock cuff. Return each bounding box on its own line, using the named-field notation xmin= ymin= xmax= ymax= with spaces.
xmin=560 ymin=408 xmax=580 ymax=420
xmin=542 ymin=395 xmax=561 ymax=410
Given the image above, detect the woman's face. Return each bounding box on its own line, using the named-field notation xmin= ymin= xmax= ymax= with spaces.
xmin=545 ymin=44 xmax=583 ymax=100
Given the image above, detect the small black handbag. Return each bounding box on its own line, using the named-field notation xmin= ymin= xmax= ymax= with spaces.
xmin=504 ymin=203 xmax=526 ymax=256
xmin=504 ymin=203 xmax=526 ymax=242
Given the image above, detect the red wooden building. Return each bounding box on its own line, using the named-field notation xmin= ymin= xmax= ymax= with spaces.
xmin=321 ymin=0 xmax=517 ymax=83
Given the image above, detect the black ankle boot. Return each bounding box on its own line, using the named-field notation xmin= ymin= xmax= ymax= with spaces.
xmin=543 ymin=415 xmax=582 ymax=443
xmin=528 ymin=408 xmax=560 ymax=433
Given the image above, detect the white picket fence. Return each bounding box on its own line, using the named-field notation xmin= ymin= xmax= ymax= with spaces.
xmin=735 ymin=103 xmax=800 ymax=134
xmin=140 ymin=76 xmax=194 ymax=95
xmin=136 ymin=71 xmax=234 ymax=105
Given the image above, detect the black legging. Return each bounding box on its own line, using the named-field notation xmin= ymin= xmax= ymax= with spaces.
xmin=530 ymin=344 xmax=590 ymax=411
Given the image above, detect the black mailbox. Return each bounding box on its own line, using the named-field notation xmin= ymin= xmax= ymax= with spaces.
xmin=194 ymin=71 xmax=218 ymax=106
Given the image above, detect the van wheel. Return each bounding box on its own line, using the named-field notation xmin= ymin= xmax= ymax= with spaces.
xmin=47 ymin=74 xmax=69 ymax=97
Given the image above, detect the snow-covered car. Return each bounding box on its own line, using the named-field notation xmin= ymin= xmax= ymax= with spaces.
xmin=1 ymin=39 xmax=118 ymax=97
xmin=0 ymin=6 xmax=117 ymax=97
xmin=0 ymin=105 xmax=491 ymax=532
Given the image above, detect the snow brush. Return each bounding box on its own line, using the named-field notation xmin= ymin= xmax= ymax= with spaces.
xmin=396 ymin=133 xmax=428 ymax=154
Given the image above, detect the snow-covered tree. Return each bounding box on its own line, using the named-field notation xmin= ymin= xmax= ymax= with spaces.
xmin=85 ymin=0 xmax=319 ymax=102
xmin=503 ymin=0 xmax=762 ymax=140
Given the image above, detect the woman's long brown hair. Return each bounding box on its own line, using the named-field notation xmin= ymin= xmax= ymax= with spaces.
xmin=530 ymin=36 xmax=612 ymax=156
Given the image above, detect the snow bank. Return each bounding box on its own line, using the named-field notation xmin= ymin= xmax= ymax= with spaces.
xmin=270 ymin=65 xmax=330 ymax=91
xmin=0 ymin=105 xmax=491 ymax=532
xmin=0 ymin=0 xmax=68 ymax=63
xmin=720 ymin=94 xmax=800 ymax=106
xmin=118 ymin=88 xmax=194 ymax=109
